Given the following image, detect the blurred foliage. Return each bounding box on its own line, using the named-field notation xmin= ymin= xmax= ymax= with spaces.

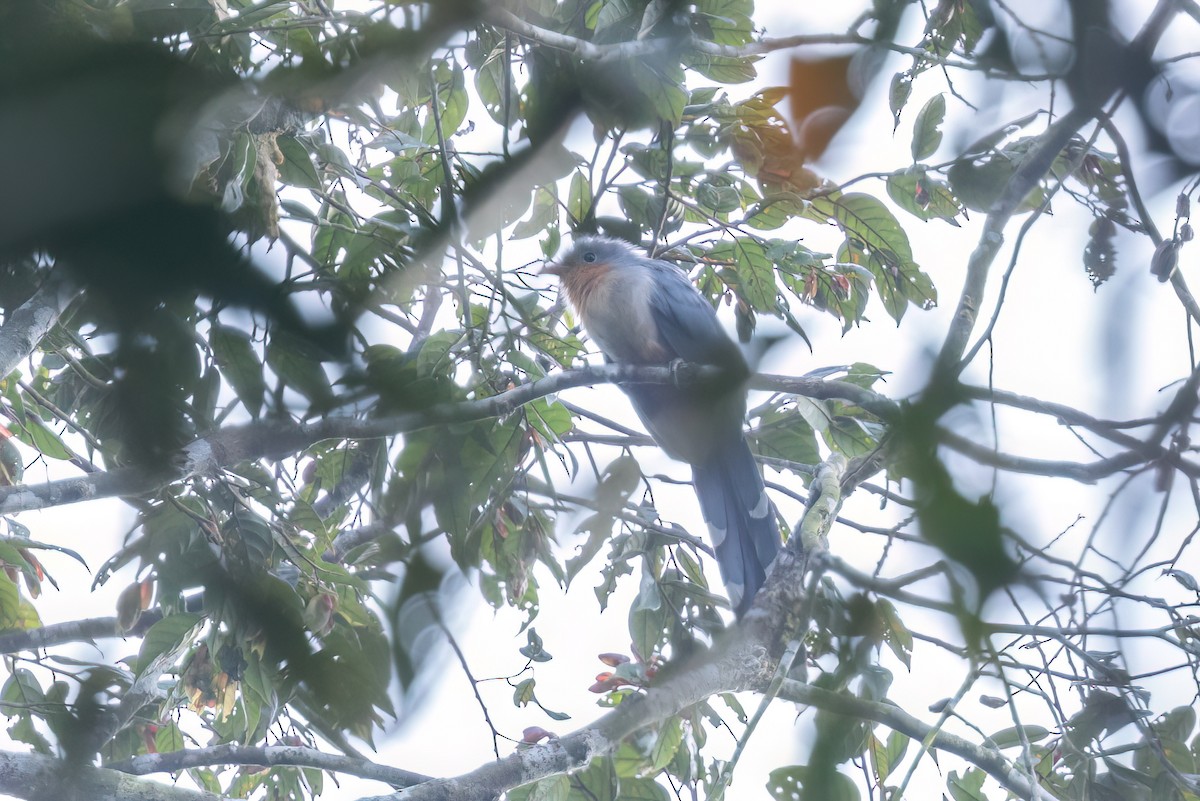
xmin=0 ymin=1 xmax=1192 ymax=800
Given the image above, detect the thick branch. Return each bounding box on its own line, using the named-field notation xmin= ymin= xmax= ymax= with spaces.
xmin=0 ymin=365 xmax=884 ymax=516
xmin=0 ymin=615 xmax=136 ymax=654
xmin=111 ymin=744 xmax=430 ymax=789
xmin=482 ymin=6 xmax=853 ymax=62
xmin=358 ymin=624 xmax=776 ymax=801
xmin=481 ymin=6 xmax=1048 ymax=76
xmin=749 ymin=374 xmax=900 ymax=421
xmin=0 ymin=271 xmax=79 ymax=378
xmin=357 ymin=516 xmax=817 ymax=801
xmin=0 ymin=750 xmax=220 ymax=801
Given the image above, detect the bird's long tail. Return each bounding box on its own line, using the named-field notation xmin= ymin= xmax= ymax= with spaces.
xmin=692 ymin=439 xmax=780 ymax=618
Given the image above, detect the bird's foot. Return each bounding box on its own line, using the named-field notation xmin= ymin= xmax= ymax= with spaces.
xmin=668 ymin=358 xmax=694 ymax=387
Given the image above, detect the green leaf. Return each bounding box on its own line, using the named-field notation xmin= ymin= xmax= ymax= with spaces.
xmin=266 ymin=331 xmax=333 ymax=406
xmin=710 ymin=238 xmax=776 ymax=310
xmin=628 ymin=599 xmax=667 ymax=661
xmin=631 ymin=62 xmax=687 ymax=126
xmin=686 ymin=52 xmax=757 ymax=83
xmin=816 ymin=194 xmax=936 ymax=321
xmin=618 ymin=185 xmax=668 ymax=233
xmin=211 ymin=324 xmax=267 ymax=417
xmin=513 ymin=677 xmax=536 ymax=707
xmin=155 ymin=721 xmax=186 ymax=753
xmin=0 ymin=541 xmax=37 ymax=586
xmin=721 ymin=693 xmax=748 ymax=723
xmin=435 ymin=60 xmax=469 ymax=135
xmin=474 ymin=44 xmax=518 ymax=126
xmin=567 ymin=171 xmax=592 ymax=223
xmin=870 ymin=730 xmax=909 ymax=784
xmin=613 ymin=741 xmax=648 ymax=778
xmin=512 ymin=185 xmax=559 ymax=240
xmin=0 ymin=573 xmax=21 ymax=629
xmin=989 ymin=725 xmax=1050 ymax=749
xmin=618 ymin=778 xmax=670 ymax=800
xmin=886 ymin=167 xmax=963 ymax=225
xmin=368 ymin=129 xmax=426 ymax=154
xmin=947 ymin=768 xmax=987 ymax=801
xmin=1154 ymin=706 xmax=1197 ymax=743
xmin=911 ymin=94 xmax=945 ymax=161
xmin=416 ymin=330 xmax=461 ymax=378
xmin=768 ymin=765 xmax=860 ymax=801
xmin=877 ymin=598 xmax=913 ymax=669
xmin=651 ymin=717 xmax=684 ymax=771
xmin=809 ymin=193 xmax=914 ymax=266
xmin=842 ymin=362 xmax=890 ymax=390
xmin=889 ymin=72 xmax=913 ymax=125
xmin=0 ymin=668 xmax=43 ymax=712
xmin=8 ymin=715 xmax=52 ymax=755
xmin=753 ymin=406 xmax=820 ymax=466
xmin=563 ymin=758 xmax=618 ymax=800
xmin=696 ymin=175 xmax=744 ymax=214
xmin=12 ymin=416 xmax=73 ymax=461
xmin=694 ymin=0 xmax=754 ymax=45
xmin=525 ymin=774 xmax=570 ymax=801
xmin=527 ymin=398 xmax=573 ymax=439
xmin=276 ymin=135 xmax=321 ymax=189
xmin=594 ymin=0 xmax=638 ymax=35
xmin=945 ymin=133 xmax=1047 ymax=215
xmin=220 ymin=131 xmax=255 ymax=213
xmin=134 ymin=613 xmax=204 ymax=676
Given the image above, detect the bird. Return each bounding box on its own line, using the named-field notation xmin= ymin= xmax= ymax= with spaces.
xmin=544 ymin=235 xmax=780 ymax=617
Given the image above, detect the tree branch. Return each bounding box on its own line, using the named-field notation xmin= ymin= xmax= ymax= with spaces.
xmin=481 ymin=6 xmax=1050 ymax=76
xmin=933 ymin=106 xmax=1095 ymax=377
xmin=110 ymin=744 xmax=430 ymax=789
xmin=934 ymin=0 xmax=1181 ymax=378
xmin=0 ymin=365 xmax=887 ymax=516
xmin=0 ymin=615 xmax=144 ymax=654
xmin=356 ymin=498 xmax=820 ymax=801
xmin=937 ymin=426 xmax=1173 ymax=481
xmin=357 ymin=627 xmax=773 ymax=801
xmin=0 ymin=750 xmax=221 ymax=801
xmin=775 ymin=681 xmax=1040 ymax=800
xmin=482 ymin=6 xmax=848 ymax=62
xmin=0 ymin=270 xmax=79 ymax=379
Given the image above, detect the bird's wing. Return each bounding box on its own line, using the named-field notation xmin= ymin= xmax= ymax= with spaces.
xmin=646 ymin=265 xmax=744 ymax=369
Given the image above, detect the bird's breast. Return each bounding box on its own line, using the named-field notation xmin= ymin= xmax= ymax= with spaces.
xmin=568 ymin=268 xmax=670 ymax=364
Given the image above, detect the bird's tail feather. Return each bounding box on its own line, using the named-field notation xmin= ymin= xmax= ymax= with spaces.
xmin=692 ymin=440 xmax=780 ymax=618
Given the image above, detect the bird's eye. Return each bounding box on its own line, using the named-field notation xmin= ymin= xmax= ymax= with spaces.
xmin=582 ymin=251 xmax=597 ymax=263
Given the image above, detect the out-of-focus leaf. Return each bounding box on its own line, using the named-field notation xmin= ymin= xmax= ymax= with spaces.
xmin=266 ymin=330 xmax=333 ymax=406
xmin=768 ymin=765 xmax=860 ymax=801
xmin=211 ymin=324 xmax=267 ymax=417
xmin=567 ymin=171 xmax=592 ymax=223
xmin=134 ymin=613 xmax=204 ymax=677
xmin=512 ymin=185 xmax=559 ymax=240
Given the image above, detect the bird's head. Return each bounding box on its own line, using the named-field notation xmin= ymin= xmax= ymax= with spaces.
xmin=541 ymin=235 xmax=640 ymax=278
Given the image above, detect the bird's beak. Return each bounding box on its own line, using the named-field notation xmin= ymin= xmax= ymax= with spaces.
xmin=540 ymin=261 xmax=564 ymax=277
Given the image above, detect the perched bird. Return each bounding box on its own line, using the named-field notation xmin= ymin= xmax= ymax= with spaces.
xmin=544 ymin=236 xmax=780 ymax=617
